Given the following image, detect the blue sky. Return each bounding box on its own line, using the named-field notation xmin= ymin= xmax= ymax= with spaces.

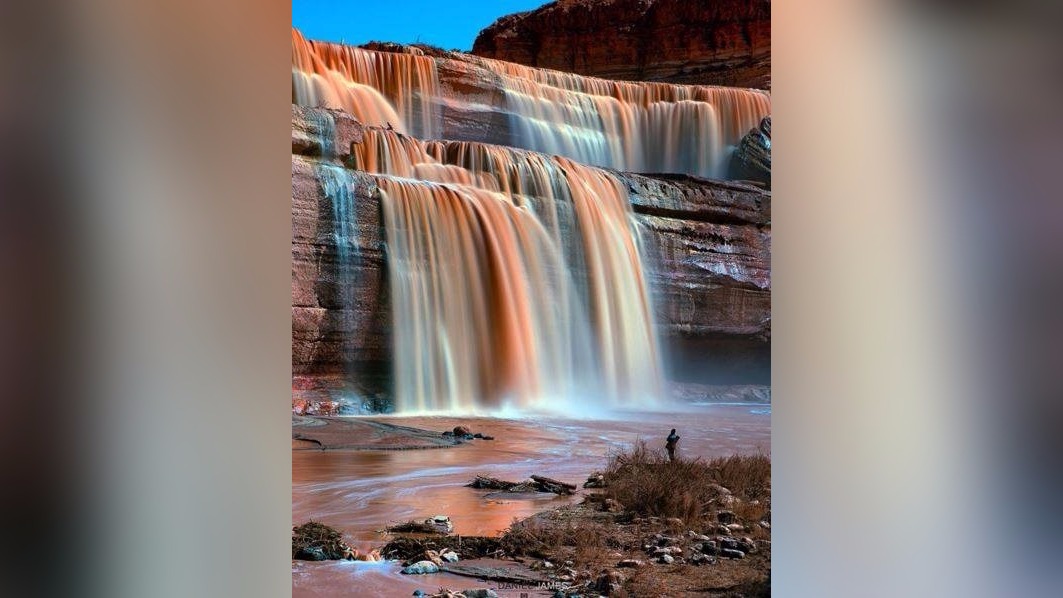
xmin=293 ymin=0 xmax=548 ymax=51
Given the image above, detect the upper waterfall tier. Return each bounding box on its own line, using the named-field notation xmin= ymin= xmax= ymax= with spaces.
xmin=292 ymin=29 xmax=770 ymax=181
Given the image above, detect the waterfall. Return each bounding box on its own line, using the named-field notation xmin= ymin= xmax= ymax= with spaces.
xmin=314 ymin=162 xmax=360 ymax=374
xmin=290 ymin=27 xmax=765 ymax=412
xmin=349 ymin=129 xmax=661 ymax=412
xmin=476 ymin=56 xmax=769 ymax=178
xmin=291 ymin=28 xmax=770 ymax=179
xmin=292 ymin=29 xmax=440 ymax=139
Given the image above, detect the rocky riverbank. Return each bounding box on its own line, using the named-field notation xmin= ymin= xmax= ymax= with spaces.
xmin=295 ymin=429 xmax=769 ymax=594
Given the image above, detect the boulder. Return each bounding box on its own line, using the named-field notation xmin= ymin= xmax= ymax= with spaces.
xmin=739 ymin=537 xmax=757 ymax=553
xmin=729 ymin=116 xmax=771 ymax=187
xmin=294 ymin=546 xmax=327 ymax=561
xmin=426 ymin=515 xmax=454 ymax=534
xmin=690 ymin=552 xmax=716 ymax=565
xmin=594 ymin=570 xmax=625 ymax=595
xmin=440 ymin=550 xmax=460 ymax=563
xmin=720 ymin=548 xmax=745 ymax=559
xmin=402 ymin=560 xmax=440 ymax=574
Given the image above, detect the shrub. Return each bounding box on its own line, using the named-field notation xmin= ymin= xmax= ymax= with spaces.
xmin=603 ymin=441 xmax=770 ymax=524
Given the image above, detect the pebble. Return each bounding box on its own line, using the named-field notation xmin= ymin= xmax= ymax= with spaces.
xmin=658 ymin=554 xmax=675 ymax=564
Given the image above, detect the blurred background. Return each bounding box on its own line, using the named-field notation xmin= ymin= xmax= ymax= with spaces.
xmin=0 ymin=0 xmax=1060 ymax=596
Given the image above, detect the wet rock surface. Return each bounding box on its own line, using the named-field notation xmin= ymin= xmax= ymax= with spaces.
xmin=291 ymin=108 xmax=771 ymax=395
xmin=729 ymin=116 xmax=771 ymax=187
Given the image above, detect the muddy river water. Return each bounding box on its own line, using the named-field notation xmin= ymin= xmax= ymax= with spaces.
xmin=292 ymin=404 xmax=770 ymax=597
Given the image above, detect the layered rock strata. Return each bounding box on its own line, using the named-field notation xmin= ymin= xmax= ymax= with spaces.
xmin=291 ymin=106 xmax=770 ymax=389
xmin=472 ymin=0 xmax=771 ymax=89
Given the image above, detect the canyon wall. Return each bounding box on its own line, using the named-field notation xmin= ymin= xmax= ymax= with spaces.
xmin=471 ymin=0 xmax=771 ymax=89
xmin=291 ymin=106 xmax=770 ymax=388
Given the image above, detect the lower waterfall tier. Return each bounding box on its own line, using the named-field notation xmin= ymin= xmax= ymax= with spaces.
xmin=292 ymin=107 xmax=771 ymax=409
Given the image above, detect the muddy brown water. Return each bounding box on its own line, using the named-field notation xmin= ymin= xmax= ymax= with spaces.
xmin=292 ymin=404 xmax=770 ymax=597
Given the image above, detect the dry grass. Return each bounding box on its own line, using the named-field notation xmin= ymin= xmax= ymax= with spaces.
xmin=603 ymin=441 xmax=770 ymax=525
xmin=499 ymin=514 xmax=618 ymax=566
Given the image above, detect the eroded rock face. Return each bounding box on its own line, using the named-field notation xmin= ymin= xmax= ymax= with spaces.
xmin=291 ymin=107 xmax=771 ymax=390
xmin=729 ymin=116 xmax=771 ymax=187
xmin=291 ymin=111 xmax=391 ymax=382
xmin=472 ymin=0 xmax=771 ymax=89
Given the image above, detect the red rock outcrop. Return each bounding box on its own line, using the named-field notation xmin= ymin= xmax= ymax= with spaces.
xmin=471 ymin=0 xmax=770 ymax=89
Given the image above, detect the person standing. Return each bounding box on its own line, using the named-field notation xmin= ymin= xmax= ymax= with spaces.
xmin=666 ymin=428 xmax=680 ymax=462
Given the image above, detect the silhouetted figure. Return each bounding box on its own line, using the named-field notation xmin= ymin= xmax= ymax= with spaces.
xmin=666 ymin=428 xmax=680 ymax=462
xmin=385 ymin=121 xmax=395 ymax=131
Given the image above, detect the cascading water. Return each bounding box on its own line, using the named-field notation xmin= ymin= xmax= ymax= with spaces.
xmin=290 ymin=28 xmax=765 ymax=412
xmin=348 ymin=129 xmax=661 ymax=413
xmin=290 ymin=28 xmax=770 ymax=179
xmin=314 ymin=161 xmax=360 ymax=375
xmin=292 ymin=29 xmax=440 ymax=139
xmin=471 ymin=56 xmax=770 ymax=178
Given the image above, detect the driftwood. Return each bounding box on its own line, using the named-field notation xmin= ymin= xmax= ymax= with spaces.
xmin=387 ymin=520 xmax=444 ymax=534
xmin=467 ymin=475 xmax=521 ymax=490
xmin=467 ymin=474 xmax=575 ymax=495
xmin=530 ymin=475 xmax=577 ymax=495
xmin=292 ymin=521 xmax=355 ymax=560
xmin=382 ymin=535 xmax=503 ymax=564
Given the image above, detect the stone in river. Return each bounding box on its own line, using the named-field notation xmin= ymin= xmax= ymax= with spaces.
xmin=425 ymin=515 xmax=454 ymax=534
xmin=401 ymin=560 xmax=440 ymax=574
xmin=294 ymin=546 xmax=327 ymax=561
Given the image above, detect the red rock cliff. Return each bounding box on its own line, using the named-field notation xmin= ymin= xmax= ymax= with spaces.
xmin=472 ymin=0 xmax=770 ymax=89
